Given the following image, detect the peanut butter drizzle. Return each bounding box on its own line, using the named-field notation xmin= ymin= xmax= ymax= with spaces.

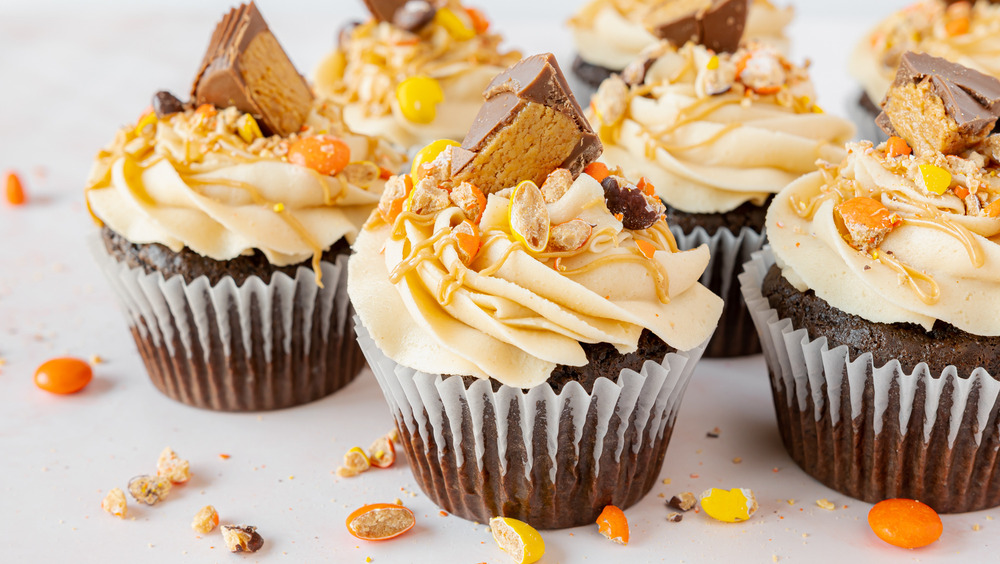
xmin=650 ymin=122 xmax=742 ymax=154
xmin=388 ymin=229 xmax=449 ymax=284
xmin=874 ymin=249 xmax=941 ymax=306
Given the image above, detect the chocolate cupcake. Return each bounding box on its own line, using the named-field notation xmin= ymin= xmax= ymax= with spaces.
xmin=313 ymin=0 xmax=520 ymax=151
xmin=849 ymin=0 xmax=1000 ymax=142
xmin=568 ymin=0 xmax=793 ymax=89
xmin=588 ymin=38 xmax=855 ymax=356
xmin=86 ymin=3 xmax=406 ymax=411
xmin=349 ymin=54 xmax=723 ymax=529
xmin=741 ymin=53 xmax=1000 ymax=512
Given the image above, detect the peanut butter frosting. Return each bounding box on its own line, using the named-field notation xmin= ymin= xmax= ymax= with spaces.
xmin=768 ymin=140 xmax=1000 ymax=336
xmin=313 ymin=1 xmax=521 ymax=149
xmin=589 ymin=41 xmax=855 ymax=214
xmin=569 ymin=0 xmax=794 ymax=72
xmin=851 ymin=0 xmax=1000 ymax=106
xmin=86 ymin=100 xmax=406 ymax=282
xmin=349 ymin=159 xmax=723 ymax=388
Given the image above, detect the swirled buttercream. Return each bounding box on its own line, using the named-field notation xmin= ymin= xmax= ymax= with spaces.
xmin=768 ymin=140 xmax=1000 ymax=335
xmin=590 ymin=41 xmax=855 ymax=214
xmin=349 ymin=171 xmax=723 ymax=388
xmin=86 ymin=101 xmax=407 ymax=277
xmin=313 ymin=2 xmax=520 ymax=149
xmin=569 ymin=0 xmax=794 ymax=72
xmin=851 ymin=0 xmax=1000 ymax=106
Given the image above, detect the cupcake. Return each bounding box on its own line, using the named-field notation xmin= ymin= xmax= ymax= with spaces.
xmin=741 ymin=52 xmax=1000 ymax=512
xmin=588 ymin=38 xmax=855 ymax=356
xmin=313 ymin=0 xmax=521 ymax=150
xmin=86 ymin=3 xmax=406 ymax=411
xmin=850 ymin=0 xmax=1000 ymax=141
xmin=569 ymin=0 xmax=793 ymax=88
xmin=349 ymin=53 xmax=723 ymax=528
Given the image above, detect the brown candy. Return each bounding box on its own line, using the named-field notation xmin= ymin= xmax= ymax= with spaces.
xmin=602 ymin=176 xmax=664 ymax=230
xmin=877 ymin=51 xmax=1000 ymax=156
xmin=393 ymin=0 xmax=436 ymax=32
xmin=191 ymin=2 xmax=314 ymax=137
xmin=647 ymin=0 xmax=749 ymax=54
xmin=452 ymin=53 xmax=602 ymax=195
xmin=152 ymin=91 xmax=185 ymax=118
xmin=221 ymin=524 xmax=264 ymax=553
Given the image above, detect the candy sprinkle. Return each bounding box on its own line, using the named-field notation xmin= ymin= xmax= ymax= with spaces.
xmin=6 ymin=171 xmax=26 ymax=206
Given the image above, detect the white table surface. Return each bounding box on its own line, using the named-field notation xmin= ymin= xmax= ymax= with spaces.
xmin=2 ymin=0 xmax=994 ymax=562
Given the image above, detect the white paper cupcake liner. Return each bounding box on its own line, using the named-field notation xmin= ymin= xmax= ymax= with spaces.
xmin=355 ymin=317 xmax=708 ymax=529
xmin=90 ymin=234 xmax=363 ymax=411
xmin=672 ymin=224 xmax=767 ymax=357
xmin=740 ymin=247 xmax=1000 ymax=512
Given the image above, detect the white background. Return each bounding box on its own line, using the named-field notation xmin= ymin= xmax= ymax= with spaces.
xmin=5 ymin=0 xmax=996 ymax=563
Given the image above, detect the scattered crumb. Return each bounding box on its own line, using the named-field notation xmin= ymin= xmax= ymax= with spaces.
xmin=101 ymin=488 xmax=127 ymax=518
xmin=772 ymin=555 xmax=779 ymax=563
xmin=219 ymin=454 xmax=231 ymax=460
xmin=973 ymin=524 xmax=982 ymax=531
xmin=366 ymin=558 xmax=372 ymax=563
xmin=394 ymin=498 xmax=403 ymax=506
xmin=662 ymin=478 xmax=671 ymax=485
xmin=787 ymin=499 xmax=795 ymax=505
xmin=732 ymin=457 xmax=743 ymax=464
xmin=988 ymin=516 xmax=994 ymax=521
xmin=772 ymin=467 xmax=780 ymax=473
xmin=221 ymin=525 xmax=264 ymax=553
xmin=668 ymin=492 xmax=697 ymax=512
xmin=801 ymin=533 xmax=808 ymax=538
xmin=667 ymin=512 xmax=683 ymax=523
xmin=288 ymin=475 xmax=295 ymax=480
xmin=689 ymin=473 xmax=699 ymax=479
xmin=439 ymin=511 xmax=448 ymax=517
xmin=815 ymin=499 xmax=835 ymax=511
xmin=89 ymin=355 xmax=103 ymax=364
xmin=192 ymin=505 xmax=219 ymax=534
xmin=706 ymin=427 xmax=720 ymax=438
xmin=658 ymin=493 xmax=665 ymax=498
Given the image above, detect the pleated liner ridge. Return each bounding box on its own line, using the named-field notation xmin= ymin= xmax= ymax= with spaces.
xmin=740 ymin=248 xmax=1000 ymax=513
xmin=355 ymin=317 xmax=708 ymax=529
xmin=672 ymin=224 xmax=767 ymax=358
xmin=91 ymin=236 xmax=364 ymax=411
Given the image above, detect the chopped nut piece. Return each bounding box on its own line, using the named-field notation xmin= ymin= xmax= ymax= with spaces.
xmin=593 ymin=75 xmax=629 ymax=126
xmin=221 ymin=524 xmax=264 ymax=553
xmin=667 ymin=492 xmax=697 ymax=512
xmin=102 ymin=488 xmax=127 ymax=518
xmin=548 ymin=219 xmax=592 ymax=252
xmin=508 ymin=181 xmax=551 ymax=252
xmin=406 ymin=178 xmax=450 ymax=215
xmin=341 ymin=161 xmax=380 ymax=188
xmin=128 ymin=475 xmax=171 ymax=505
xmin=156 ymin=447 xmax=191 ymax=484
xmin=815 ymin=498 xmax=836 ymax=511
xmin=378 ymin=175 xmax=411 ymax=224
xmin=835 ymin=197 xmax=902 ymax=253
xmin=192 ymin=505 xmax=220 ymax=534
xmin=449 ymin=182 xmax=487 ymax=223
xmin=540 ymin=168 xmax=573 ymax=203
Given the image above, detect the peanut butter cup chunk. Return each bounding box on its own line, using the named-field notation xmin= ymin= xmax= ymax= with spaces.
xmin=647 ymin=0 xmax=748 ymax=54
xmin=192 ymin=2 xmax=313 ymax=137
xmin=877 ymin=51 xmax=1000 ymax=156
xmin=452 ymin=53 xmax=602 ymax=194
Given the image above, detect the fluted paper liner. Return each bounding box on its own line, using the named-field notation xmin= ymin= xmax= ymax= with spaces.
xmin=740 ymin=247 xmax=1000 ymax=513
xmin=355 ymin=317 xmax=708 ymax=529
xmin=90 ymin=235 xmax=364 ymax=411
xmin=672 ymin=224 xmax=767 ymax=357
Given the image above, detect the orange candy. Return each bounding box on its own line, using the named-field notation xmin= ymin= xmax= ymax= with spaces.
xmin=346 ymin=503 xmax=415 ymax=541
xmin=868 ymin=499 xmax=942 ymax=549
xmin=596 ymin=505 xmax=629 ymax=545
xmin=885 ymin=136 xmax=912 ymax=159
xmin=635 ymin=239 xmax=657 ymax=260
xmin=465 ymin=6 xmax=490 ymax=34
xmin=287 ymin=135 xmax=351 ymax=176
xmin=6 ymin=171 xmax=25 ymax=206
xmin=34 ymin=357 xmax=93 ymax=394
xmin=453 ymin=220 xmax=481 ymax=264
xmin=584 ymin=162 xmax=609 ymax=183
xmin=637 ymin=177 xmax=656 ymax=197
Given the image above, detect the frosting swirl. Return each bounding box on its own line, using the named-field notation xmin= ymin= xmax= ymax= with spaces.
xmin=86 ymin=101 xmax=407 ymax=278
xmin=569 ymin=0 xmax=794 ymax=71
xmin=590 ymin=42 xmax=855 ymax=214
xmin=851 ymin=0 xmax=1000 ymax=105
xmin=349 ymin=169 xmax=723 ymax=388
xmin=768 ymin=140 xmax=1000 ymax=336
xmin=313 ymin=2 xmax=521 ymax=149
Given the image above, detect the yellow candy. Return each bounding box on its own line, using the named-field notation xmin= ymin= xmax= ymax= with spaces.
xmin=706 ymin=55 xmax=719 ymax=70
xmin=411 ymin=139 xmax=460 ymax=179
xmin=272 ymin=202 xmax=285 ymax=213
xmin=134 ymin=112 xmax=157 ymax=137
xmin=396 ymin=76 xmax=444 ymax=124
xmin=237 ymin=114 xmax=263 ymax=144
xmin=435 ymin=8 xmax=476 ymax=41
xmin=699 ymin=487 xmax=759 ymax=523
xmin=918 ymin=164 xmax=951 ymax=195
xmin=489 ymin=517 xmax=545 ymax=564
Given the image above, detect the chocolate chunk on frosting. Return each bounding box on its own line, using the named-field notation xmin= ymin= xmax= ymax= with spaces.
xmin=191 ymin=2 xmax=313 ymax=137
xmin=647 ymin=0 xmax=749 ymax=54
xmin=877 ymin=51 xmax=1000 ymax=156
xmin=452 ymin=53 xmax=602 ymax=194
